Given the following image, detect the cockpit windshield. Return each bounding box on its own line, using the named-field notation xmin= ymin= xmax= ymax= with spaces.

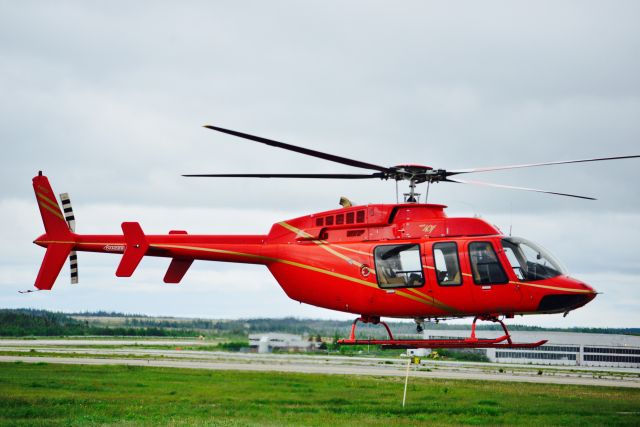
xmin=501 ymin=237 xmax=567 ymax=281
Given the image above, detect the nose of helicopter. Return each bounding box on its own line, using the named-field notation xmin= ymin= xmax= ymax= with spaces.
xmin=537 ymin=276 xmax=597 ymax=314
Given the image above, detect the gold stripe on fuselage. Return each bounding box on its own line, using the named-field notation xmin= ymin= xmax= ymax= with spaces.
xmin=460 ymin=272 xmax=590 ymax=294
xmin=151 ymin=243 xmax=455 ymax=313
xmin=277 ymin=221 xmax=373 ymax=272
xmin=276 ymin=221 xmax=460 ymax=312
xmin=509 ymin=280 xmax=595 ymax=294
xmin=404 ymin=287 xmax=458 ymax=313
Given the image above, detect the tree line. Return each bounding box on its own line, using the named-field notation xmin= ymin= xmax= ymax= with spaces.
xmin=0 ymin=309 xmax=200 ymax=337
xmin=1 ymin=309 xmax=637 ymax=337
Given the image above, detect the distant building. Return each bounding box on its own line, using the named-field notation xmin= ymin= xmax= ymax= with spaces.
xmin=423 ymin=329 xmax=640 ymax=368
xmin=248 ymin=333 xmax=313 ymax=353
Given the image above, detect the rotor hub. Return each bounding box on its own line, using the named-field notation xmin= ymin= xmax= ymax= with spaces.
xmin=388 ymin=165 xmax=447 ymax=184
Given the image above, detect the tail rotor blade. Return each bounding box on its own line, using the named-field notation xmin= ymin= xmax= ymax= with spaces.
xmin=445 ymin=177 xmax=596 ymax=200
xmin=69 ymin=251 xmax=78 ymax=284
xmin=59 ymin=193 xmax=78 ymax=284
xmin=59 ymin=193 xmax=76 ymax=232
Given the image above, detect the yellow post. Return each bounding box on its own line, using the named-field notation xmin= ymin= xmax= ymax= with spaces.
xmin=402 ymin=357 xmax=411 ymax=408
xmin=403 ymin=356 xmax=421 ymax=408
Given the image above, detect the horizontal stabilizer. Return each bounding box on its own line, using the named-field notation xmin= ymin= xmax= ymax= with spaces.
xmin=116 ymin=222 xmax=149 ymax=277
xmin=35 ymin=243 xmax=73 ymax=290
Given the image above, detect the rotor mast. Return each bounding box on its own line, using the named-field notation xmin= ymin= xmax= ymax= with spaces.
xmin=391 ymin=165 xmax=436 ymax=204
xmin=403 ymin=178 xmax=420 ymax=203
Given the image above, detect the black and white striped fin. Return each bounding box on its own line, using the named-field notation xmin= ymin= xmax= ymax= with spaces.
xmin=59 ymin=192 xmax=76 ymax=232
xmin=69 ymin=250 xmax=78 ymax=284
xmin=59 ymin=192 xmax=78 ymax=284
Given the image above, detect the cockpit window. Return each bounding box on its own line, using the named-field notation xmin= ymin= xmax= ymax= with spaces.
xmin=469 ymin=241 xmax=509 ymax=285
xmin=501 ymin=237 xmax=566 ymax=281
xmin=374 ymin=244 xmax=425 ymax=289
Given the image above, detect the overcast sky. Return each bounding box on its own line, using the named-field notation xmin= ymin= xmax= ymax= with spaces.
xmin=1 ymin=1 xmax=638 ymax=327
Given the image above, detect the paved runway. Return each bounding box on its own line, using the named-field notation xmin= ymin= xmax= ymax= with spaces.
xmin=1 ymin=339 xmax=639 ymax=388
xmin=0 ymin=339 xmax=212 ymax=346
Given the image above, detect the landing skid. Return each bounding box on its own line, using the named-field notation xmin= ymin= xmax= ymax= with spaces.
xmin=337 ymin=316 xmax=547 ymax=349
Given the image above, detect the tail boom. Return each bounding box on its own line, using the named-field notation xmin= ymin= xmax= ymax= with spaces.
xmin=34 ymin=230 xmax=269 ymax=289
xmin=32 ymin=173 xmax=269 ymax=290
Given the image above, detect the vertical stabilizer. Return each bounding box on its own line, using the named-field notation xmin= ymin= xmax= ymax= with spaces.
xmin=33 ymin=172 xmax=72 ymax=240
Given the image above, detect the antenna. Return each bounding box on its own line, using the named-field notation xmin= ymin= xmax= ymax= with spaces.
xmin=509 ymin=202 xmax=513 ymax=237
xmin=395 ymin=180 xmax=399 ymax=204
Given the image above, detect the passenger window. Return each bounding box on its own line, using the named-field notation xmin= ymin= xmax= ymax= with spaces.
xmin=469 ymin=242 xmax=508 ymax=285
xmin=374 ymin=244 xmax=425 ymax=289
xmin=433 ymin=242 xmax=462 ymax=286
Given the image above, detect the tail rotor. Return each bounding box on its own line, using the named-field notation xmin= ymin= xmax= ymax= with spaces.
xmin=59 ymin=193 xmax=78 ymax=284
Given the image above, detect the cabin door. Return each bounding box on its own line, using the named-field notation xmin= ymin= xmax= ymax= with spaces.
xmin=424 ymin=241 xmax=473 ymax=314
xmin=464 ymin=240 xmax=523 ymax=314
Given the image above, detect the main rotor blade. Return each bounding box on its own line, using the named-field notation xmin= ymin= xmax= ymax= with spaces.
xmin=445 ymin=177 xmax=596 ymax=200
xmin=204 ymin=125 xmax=389 ymax=172
xmin=447 ymin=154 xmax=640 ymax=175
xmin=183 ymin=173 xmax=385 ymax=179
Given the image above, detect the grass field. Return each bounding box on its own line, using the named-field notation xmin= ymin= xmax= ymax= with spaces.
xmin=1 ymin=362 xmax=639 ymax=426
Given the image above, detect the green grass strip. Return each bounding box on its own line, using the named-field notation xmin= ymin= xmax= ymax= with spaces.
xmin=1 ymin=362 xmax=640 ymax=426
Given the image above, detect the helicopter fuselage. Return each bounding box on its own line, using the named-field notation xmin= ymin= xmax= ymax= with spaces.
xmin=33 ymin=172 xmax=596 ymax=321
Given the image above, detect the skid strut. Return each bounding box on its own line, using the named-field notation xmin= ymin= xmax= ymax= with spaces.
xmin=343 ymin=316 xmax=395 ymax=341
xmin=337 ymin=315 xmax=547 ymax=349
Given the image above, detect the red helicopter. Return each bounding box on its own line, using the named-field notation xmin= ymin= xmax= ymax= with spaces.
xmin=31 ymin=126 xmax=640 ymax=349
